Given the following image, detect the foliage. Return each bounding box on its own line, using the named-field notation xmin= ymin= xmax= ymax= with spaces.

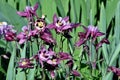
xmin=0 ymin=0 xmax=120 ymax=80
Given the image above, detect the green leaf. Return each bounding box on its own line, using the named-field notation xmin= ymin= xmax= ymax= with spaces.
xmin=6 ymin=42 xmax=16 ymax=80
xmin=16 ymin=69 xmax=26 ymax=80
xmin=80 ymin=0 xmax=88 ymax=26
xmin=54 ymin=0 xmax=65 ymax=17
xmin=74 ymin=0 xmax=81 ymax=22
xmin=98 ymin=3 xmax=109 ymax=65
xmin=109 ymin=43 xmax=120 ymax=66
xmin=61 ymin=0 xmax=69 ymax=15
xmin=0 ymin=2 xmax=26 ymax=33
xmin=106 ymin=0 xmax=119 ymax=27
xmin=40 ymin=0 xmax=57 ymax=22
xmin=0 ymin=66 xmax=6 ymax=75
xmin=70 ymin=0 xmax=77 ymax=22
xmin=27 ymin=61 xmax=36 ymax=80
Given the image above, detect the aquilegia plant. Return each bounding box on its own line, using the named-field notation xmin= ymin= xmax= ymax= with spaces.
xmin=1 ymin=2 xmax=117 ymax=80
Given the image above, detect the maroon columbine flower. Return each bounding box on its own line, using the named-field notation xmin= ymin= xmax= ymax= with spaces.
xmin=75 ymin=25 xmax=108 ymax=47
xmin=38 ymin=46 xmax=55 ymax=62
xmin=4 ymin=31 xmax=16 ymax=41
xmin=18 ymin=58 xmax=34 ymax=68
xmin=34 ymin=15 xmax=46 ymax=31
xmin=108 ymin=66 xmax=120 ymax=76
xmin=17 ymin=3 xmax=39 ymax=19
xmin=0 ymin=22 xmax=7 ymax=36
xmin=40 ymin=29 xmax=56 ymax=45
xmin=17 ymin=26 xmax=30 ymax=44
xmin=47 ymin=57 xmax=60 ymax=66
xmin=84 ymin=25 xmax=105 ymax=40
xmin=0 ymin=22 xmax=16 ymax=41
xmin=47 ymin=14 xmax=80 ymax=33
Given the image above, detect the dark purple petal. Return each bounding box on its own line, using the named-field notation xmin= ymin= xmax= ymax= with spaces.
xmin=62 ymin=25 xmax=71 ymax=30
xmin=71 ymin=70 xmax=80 ymax=76
xmin=71 ymin=23 xmax=80 ymax=28
xmin=96 ymin=32 xmax=105 ymax=37
xmin=50 ymin=71 xmax=55 ymax=79
xmin=96 ymin=38 xmax=110 ymax=51
xmin=4 ymin=32 xmax=16 ymax=41
xmin=53 ymin=14 xmax=58 ymax=23
xmin=17 ymin=12 xmax=28 ymax=17
xmin=33 ymin=2 xmax=39 ymax=11
xmin=47 ymin=24 xmax=56 ymax=29
xmin=18 ymin=58 xmax=34 ymax=68
xmin=101 ymin=38 xmax=110 ymax=44
xmin=108 ymin=66 xmax=120 ymax=76
xmin=40 ymin=31 xmax=56 ymax=44
xmin=75 ymin=39 xmax=86 ymax=47
xmin=66 ymin=60 xmax=73 ymax=68
xmin=59 ymin=52 xmax=72 ymax=60
xmin=63 ymin=16 xmax=69 ymax=22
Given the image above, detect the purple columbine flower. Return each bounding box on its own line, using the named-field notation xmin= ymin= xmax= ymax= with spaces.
xmin=17 ymin=3 xmax=39 ymax=19
xmin=0 ymin=22 xmax=7 ymax=36
xmin=0 ymin=22 xmax=16 ymax=35
xmin=18 ymin=58 xmax=34 ymax=68
xmin=0 ymin=22 xmax=16 ymax=41
xmin=75 ymin=25 xmax=109 ymax=47
xmin=17 ymin=26 xmax=30 ymax=44
xmin=34 ymin=15 xmax=46 ymax=31
xmin=34 ymin=15 xmax=56 ymax=44
xmin=47 ymin=57 xmax=60 ymax=66
xmin=40 ymin=29 xmax=56 ymax=45
xmin=4 ymin=31 xmax=16 ymax=41
xmin=38 ymin=46 xmax=54 ymax=62
xmin=108 ymin=66 xmax=120 ymax=76
xmin=47 ymin=14 xmax=80 ymax=33
xmin=84 ymin=25 xmax=105 ymax=40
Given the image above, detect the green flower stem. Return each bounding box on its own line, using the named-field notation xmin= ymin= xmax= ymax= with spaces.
xmin=42 ymin=69 xmax=46 ymax=80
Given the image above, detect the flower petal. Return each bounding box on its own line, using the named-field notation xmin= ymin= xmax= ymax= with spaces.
xmin=17 ymin=12 xmax=28 ymax=17
xmin=34 ymin=2 xmax=39 ymax=11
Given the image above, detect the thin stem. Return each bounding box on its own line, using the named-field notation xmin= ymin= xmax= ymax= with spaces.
xmin=42 ymin=69 xmax=46 ymax=80
xmin=36 ymin=38 xmax=39 ymax=50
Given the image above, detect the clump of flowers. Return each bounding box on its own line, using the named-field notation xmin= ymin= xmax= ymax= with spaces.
xmin=0 ymin=2 xmax=111 ymax=80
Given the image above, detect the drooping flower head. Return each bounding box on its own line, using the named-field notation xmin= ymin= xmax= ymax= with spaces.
xmin=16 ymin=26 xmax=30 ymax=44
xmin=17 ymin=3 xmax=39 ymax=19
xmin=75 ymin=25 xmax=109 ymax=48
xmin=38 ymin=46 xmax=55 ymax=62
xmin=84 ymin=25 xmax=105 ymax=40
xmin=0 ymin=22 xmax=16 ymax=41
xmin=40 ymin=29 xmax=56 ymax=45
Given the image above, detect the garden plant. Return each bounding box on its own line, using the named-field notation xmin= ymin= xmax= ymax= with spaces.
xmin=0 ymin=0 xmax=120 ymax=80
